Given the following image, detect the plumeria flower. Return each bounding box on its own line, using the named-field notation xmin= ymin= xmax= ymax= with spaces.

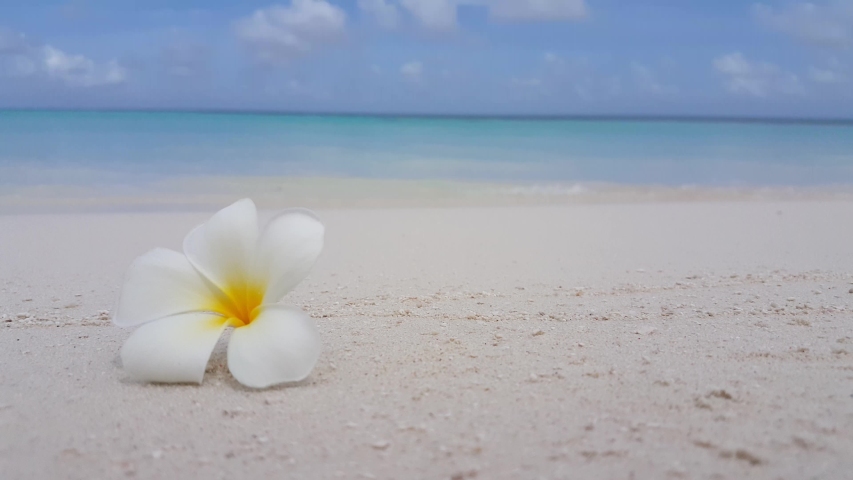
xmin=113 ymin=199 xmax=325 ymax=388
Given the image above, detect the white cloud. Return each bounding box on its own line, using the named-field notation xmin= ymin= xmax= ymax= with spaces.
xmin=543 ymin=52 xmax=562 ymax=65
xmin=400 ymin=0 xmax=459 ymax=30
xmin=0 ymin=30 xmax=126 ymax=87
xmin=358 ymin=0 xmax=400 ymax=29
xmin=401 ymin=60 xmax=423 ymax=79
xmin=0 ymin=28 xmax=29 ymax=55
xmin=160 ymin=41 xmax=209 ymax=78
xmin=262 ymin=77 xmax=330 ymax=100
xmin=510 ymin=77 xmax=542 ymax=88
xmin=631 ymin=61 xmax=677 ymax=95
xmin=528 ymin=52 xmax=612 ymax=100
xmin=754 ymin=2 xmax=853 ymax=48
xmin=7 ymin=55 xmax=36 ymax=77
xmin=234 ymin=0 xmax=347 ymax=65
xmin=713 ymin=52 xmax=803 ymax=97
xmin=396 ymin=0 xmax=587 ymax=31
xmin=809 ymin=65 xmax=846 ymax=83
xmin=42 ymin=46 xmax=127 ymax=87
xmin=488 ymin=0 xmax=587 ymax=22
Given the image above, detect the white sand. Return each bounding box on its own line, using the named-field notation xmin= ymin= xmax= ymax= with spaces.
xmin=2 ymin=201 xmax=852 ymax=479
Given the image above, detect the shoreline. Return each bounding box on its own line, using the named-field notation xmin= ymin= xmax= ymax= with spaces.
xmin=3 ymin=175 xmax=853 ymax=214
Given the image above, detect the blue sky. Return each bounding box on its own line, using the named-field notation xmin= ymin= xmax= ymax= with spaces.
xmin=0 ymin=0 xmax=851 ymax=116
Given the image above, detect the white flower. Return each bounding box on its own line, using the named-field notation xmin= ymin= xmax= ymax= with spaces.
xmin=113 ymin=199 xmax=325 ymax=388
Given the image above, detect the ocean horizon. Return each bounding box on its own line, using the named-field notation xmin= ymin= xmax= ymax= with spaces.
xmin=2 ymin=109 xmax=852 ymax=188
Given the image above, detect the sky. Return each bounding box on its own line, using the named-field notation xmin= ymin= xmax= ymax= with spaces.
xmin=0 ymin=0 xmax=852 ymax=117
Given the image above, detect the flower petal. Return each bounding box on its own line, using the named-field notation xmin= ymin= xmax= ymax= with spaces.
xmin=113 ymin=248 xmax=217 ymax=327
xmin=183 ymin=198 xmax=259 ymax=293
xmin=254 ymin=209 xmax=325 ymax=303
xmin=227 ymin=306 xmax=321 ymax=388
xmin=120 ymin=312 xmax=228 ymax=384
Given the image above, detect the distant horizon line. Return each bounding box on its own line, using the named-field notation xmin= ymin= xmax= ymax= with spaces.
xmin=2 ymin=108 xmax=853 ymax=125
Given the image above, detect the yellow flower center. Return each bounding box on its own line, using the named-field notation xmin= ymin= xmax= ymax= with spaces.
xmin=208 ymin=280 xmax=266 ymax=327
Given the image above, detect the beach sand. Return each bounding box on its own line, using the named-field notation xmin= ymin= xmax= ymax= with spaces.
xmin=1 ymin=199 xmax=852 ymax=479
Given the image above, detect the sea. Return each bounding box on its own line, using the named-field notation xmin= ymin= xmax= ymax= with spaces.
xmin=1 ymin=110 xmax=852 ymax=187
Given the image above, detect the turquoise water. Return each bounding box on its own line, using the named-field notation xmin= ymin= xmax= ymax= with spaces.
xmin=1 ymin=110 xmax=852 ymax=186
